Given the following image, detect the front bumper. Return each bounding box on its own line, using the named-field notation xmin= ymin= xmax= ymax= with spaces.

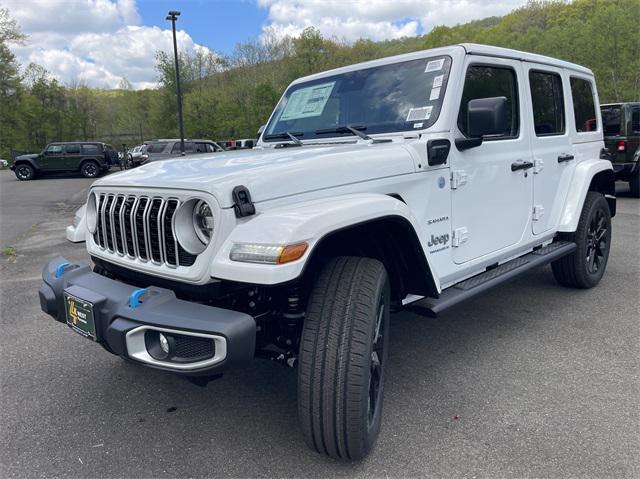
xmin=39 ymin=256 xmax=256 ymax=375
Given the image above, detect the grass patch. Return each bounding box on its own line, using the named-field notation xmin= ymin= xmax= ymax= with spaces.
xmin=1 ymin=246 xmax=17 ymax=258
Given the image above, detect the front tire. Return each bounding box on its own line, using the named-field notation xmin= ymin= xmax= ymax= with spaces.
xmin=298 ymin=256 xmax=390 ymax=460
xmin=81 ymin=160 xmax=100 ymax=178
xmin=15 ymin=163 xmax=35 ymax=181
xmin=552 ymin=191 xmax=611 ymax=288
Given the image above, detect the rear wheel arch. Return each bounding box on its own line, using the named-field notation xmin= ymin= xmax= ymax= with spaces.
xmin=588 ymin=168 xmax=616 ymax=217
xmin=300 ymin=216 xmax=438 ymax=303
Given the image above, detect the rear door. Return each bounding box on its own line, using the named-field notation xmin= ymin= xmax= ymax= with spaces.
xmin=449 ymin=58 xmax=533 ymax=264
xmin=524 ymin=64 xmax=575 ymax=235
xmin=63 ymin=143 xmax=82 ymax=170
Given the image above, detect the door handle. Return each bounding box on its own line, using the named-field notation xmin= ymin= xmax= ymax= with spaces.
xmin=511 ymin=161 xmax=534 ymax=172
xmin=557 ymin=154 xmax=575 ymax=163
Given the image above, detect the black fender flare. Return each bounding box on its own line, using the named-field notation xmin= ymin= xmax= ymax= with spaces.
xmin=13 ymin=157 xmax=40 ymax=172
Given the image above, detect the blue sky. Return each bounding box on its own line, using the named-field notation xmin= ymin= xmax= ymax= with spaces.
xmin=136 ymin=0 xmax=269 ymax=54
xmin=6 ymin=0 xmax=527 ymax=89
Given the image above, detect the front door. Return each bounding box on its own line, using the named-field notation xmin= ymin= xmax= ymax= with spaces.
xmin=524 ymin=64 xmax=575 ymax=235
xmin=39 ymin=144 xmax=64 ymax=170
xmin=450 ymin=58 xmax=533 ymax=264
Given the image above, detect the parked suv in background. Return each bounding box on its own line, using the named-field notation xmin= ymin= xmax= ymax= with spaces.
xmin=601 ymin=102 xmax=640 ymax=196
xmin=40 ymin=44 xmax=616 ymax=460
xmin=143 ymin=139 xmax=225 ymax=161
xmin=11 ymin=142 xmax=115 ymax=180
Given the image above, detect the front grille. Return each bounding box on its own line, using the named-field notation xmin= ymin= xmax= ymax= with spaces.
xmin=94 ymin=193 xmax=197 ymax=267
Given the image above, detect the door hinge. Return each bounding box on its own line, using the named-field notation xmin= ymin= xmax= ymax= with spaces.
xmin=533 ymin=158 xmax=544 ymax=174
xmin=452 ymin=227 xmax=469 ymax=247
xmin=450 ymin=170 xmax=467 ymax=189
xmin=532 ymin=205 xmax=544 ymax=221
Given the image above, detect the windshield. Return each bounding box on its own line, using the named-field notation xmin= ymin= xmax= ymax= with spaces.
xmin=264 ymin=56 xmax=452 ymax=142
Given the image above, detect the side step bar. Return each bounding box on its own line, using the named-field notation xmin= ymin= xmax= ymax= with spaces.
xmin=411 ymin=241 xmax=576 ymax=317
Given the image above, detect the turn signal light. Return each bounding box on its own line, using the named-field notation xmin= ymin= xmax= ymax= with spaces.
xmin=278 ymin=242 xmax=308 ymax=264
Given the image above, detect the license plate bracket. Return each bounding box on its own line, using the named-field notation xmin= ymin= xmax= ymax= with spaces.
xmin=64 ymin=292 xmax=97 ymax=341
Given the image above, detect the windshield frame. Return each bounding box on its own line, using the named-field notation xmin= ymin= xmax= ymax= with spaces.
xmin=263 ymin=55 xmax=453 ymax=142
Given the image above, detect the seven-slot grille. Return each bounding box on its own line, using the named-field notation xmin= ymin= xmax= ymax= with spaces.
xmin=93 ymin=193 xmax=196 ymax=267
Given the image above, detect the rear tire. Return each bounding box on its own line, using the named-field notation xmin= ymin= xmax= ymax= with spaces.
xmin=81 ymin=160 xmax=100 ymax=178
xmin=297 ymin=256 xmax=390 ymax=461
xmin=552 ymin=191 xmax=611 ymax=288
xmin=15 ymin=163 xmax=35 ymax=181
xmin=629 ymin=170 xmax=639 ymax=198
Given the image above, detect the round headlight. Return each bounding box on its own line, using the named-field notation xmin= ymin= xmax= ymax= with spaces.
xmin=193 ymin=200 xmax=214 ymax=244
xmin=86 ymin=192 xmax=98 ymax=233
xmin=174 ymin=199 xmax=215 ymax=255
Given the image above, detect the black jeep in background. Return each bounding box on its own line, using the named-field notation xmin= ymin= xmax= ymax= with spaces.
xmin=11 ymin=142 xmax=116 ymax=181
xmin=601 ymin=102 xmax=640 ymax=197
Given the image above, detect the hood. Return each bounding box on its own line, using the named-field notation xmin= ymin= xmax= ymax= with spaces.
xmin=16 ymin=153 xmax=38 ymax=161
xmin=94 ymin=142 xmax=416 ymax=208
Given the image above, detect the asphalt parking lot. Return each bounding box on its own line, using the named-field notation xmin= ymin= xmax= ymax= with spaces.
xmin=0 ymin=168 xmax=638 ymax=478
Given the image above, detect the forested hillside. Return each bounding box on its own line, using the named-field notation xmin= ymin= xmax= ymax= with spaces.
xmin=1 ymin=0 xmax=638 ymax=159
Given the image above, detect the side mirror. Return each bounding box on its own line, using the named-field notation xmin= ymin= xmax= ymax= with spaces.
xmin=456 ymin=96 xmax=508 ymax=151
xmin=468 ymin=96 xmax=508 ymax=137
xmin=257 ymin=124 xmax=266 ymax=140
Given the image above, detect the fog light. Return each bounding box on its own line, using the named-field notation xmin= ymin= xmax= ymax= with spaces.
xmin=159 ymin=333 xmax=170 ymax=354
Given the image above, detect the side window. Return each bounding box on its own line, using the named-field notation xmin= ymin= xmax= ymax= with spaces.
xmin=65 ymin=144 xmax=81 ymax=154
xmin=171 ymin=142 xmax=195 ymax=153
xmin=46 ymin=145 xmax=63 ymax=154
xmin=601 ymin=106 xmax=622 ymax=136
xmin=82 ymin=144 xmax=99 ymax=155
xmin=631 ymin=106 xmax=640 ymax=134
xmin=570 ymin=77 xmax=597 ymax=133
xmin=529 ymin=71 xmax=565 ymax=136
xmin=458 ymin=65 xmax=519 ymax=138
xmin=195 ymin=142 xmax=212 ymax=153
xmin=145 ymin=142 xmax=168 ymax=153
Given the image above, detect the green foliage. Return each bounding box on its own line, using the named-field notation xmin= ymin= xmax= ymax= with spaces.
xmin=0 ymin=0 xmax=638 ymax=159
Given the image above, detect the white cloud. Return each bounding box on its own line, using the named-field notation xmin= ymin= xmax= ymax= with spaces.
xmin=4 ymin=0 xmax=211 ymax=89
xmin=258 ymin=0 xmax=528 ymax=42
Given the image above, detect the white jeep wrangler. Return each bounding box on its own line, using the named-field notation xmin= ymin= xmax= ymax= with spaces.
xmin=40 ymin=44 xmax=615 ymax=460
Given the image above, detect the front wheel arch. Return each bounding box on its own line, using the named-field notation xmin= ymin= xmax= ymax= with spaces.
xmin=299 ymin=216 xmax=438 ymax=303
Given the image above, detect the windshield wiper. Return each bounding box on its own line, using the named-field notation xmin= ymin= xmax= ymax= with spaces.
xmin=263 ymin=131 xmax=303 ymax=145
xmin=315 ymin=125 xmax=371 ymax=141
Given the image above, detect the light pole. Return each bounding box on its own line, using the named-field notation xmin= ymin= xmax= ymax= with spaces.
xmin=166 ymin=10 xmax=185 ymax=155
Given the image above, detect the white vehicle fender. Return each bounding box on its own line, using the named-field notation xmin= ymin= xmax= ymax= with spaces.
xmin=558 ymin=159 xmax=614 ymax=232
xmin=211 ymin=193 xmax=440 ymax=289
xmin=66 ymin=204 xmax=87 ymax=243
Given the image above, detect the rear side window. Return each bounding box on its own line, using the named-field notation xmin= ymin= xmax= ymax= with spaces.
xmin=458 ymin=65 xmax=519 ymax=138
xmin=529 ymin=71 xmax=565 ymax=136
xmin=631 ymin=106 xmax=640 ymax=134
xmin=65 ymin=144 xmax=80 ymax=154
xmin=145 ymin=142 xmax=168 ymax=153
xmin=570 ymin=77 xmax=597 ymax=132
xmin=601 ymin=106 xmax=622 ymax=136
xmin=82 ymin=144 xmax=99 ymax=154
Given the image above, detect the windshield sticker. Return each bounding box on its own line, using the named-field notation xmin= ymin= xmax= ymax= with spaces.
xmin=406 ymin=106 xmax=433 ymax=122
xmin=413 ymin=122 xmax=424 ymax=129
xmin=425 ymin=59 xmax=445 ymax=73
xmin=432 ymin=74 xmax=444 ymax=88
xmin=279 ymin=81 xmax=336 ymax=121
xmin=429 ymin=87 xmax=441 ymax=101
